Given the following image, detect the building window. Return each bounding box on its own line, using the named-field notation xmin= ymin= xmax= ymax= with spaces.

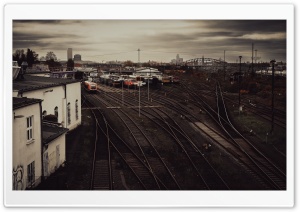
xmin=75 ymin=100 xmax=78 ymax=120
xmin=27 ymin=161 xmax=35 ymax=186
xmin=67 ymin=102 xmax=71 ymax=125
xmin=54 ymin=106 xmax=58 ymax=118
xmin=26 ymin=116 xmax=33 ymax=141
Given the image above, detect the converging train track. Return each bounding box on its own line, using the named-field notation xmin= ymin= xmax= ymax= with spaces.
xmin=80 ymin=77 xmax=286 ymax=190
xmin=177 ymin=82 xmax=286 ymax=190
xmin=96 ymin=85 xmax=235 ymax=190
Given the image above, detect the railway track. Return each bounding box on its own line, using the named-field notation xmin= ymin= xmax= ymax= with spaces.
xmin=178 ymin=79 xmax=286 ymax=129
xmin=214 ymin=82 xmax=286 ymax=190
xmin=82 ymin=94 xmax=113 ymax=190
xmin=83 ymin=93 xmax=173 ymax=190
xmin=154 ymin=82 xmax=286 ymax=158
xmin=174 ymin=82 xmax=286 ymax=190
xmin=145 ymin=82 xmax=286 ymax=190
xmin=82 ymin=80 xmax=286 ymax=190
xmin=97 ymin=85 xmax=230 ymax=190
xmin=85 ymin=92 xmax=181 ymax=190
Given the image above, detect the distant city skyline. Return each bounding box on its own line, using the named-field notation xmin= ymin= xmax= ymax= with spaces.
xmin=13 ymin=20 xmax=286 ymax=63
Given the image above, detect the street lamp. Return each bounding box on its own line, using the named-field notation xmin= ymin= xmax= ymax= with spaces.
xmin=238 ymin=56 xmax=242 ymax=114
xmin=270 ymin=59 xmax=276 ymax=134
xmin=121 ymin=79 xmax=124 ymax=106
xmin=139 ymin=83 xmax=141 ymax=117
xmin=137 ymin=81 xmax=143 ymax=117
xmin=223 ymin=50 xmax=226 ymax=81
xmin=147 ymin=74 xmax=150 ymax=101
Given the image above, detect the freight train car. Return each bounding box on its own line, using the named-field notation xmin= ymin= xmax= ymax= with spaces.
xmin=84 ymin=81 xmax=97 ymax=93
xmin=124 ymin=79 xmax=138 ymax=88
xmin=172 ymin=76 xmax=180 ymax=84
xmin=162 ymin=75 xmax=171 ymax=84
xmin=108 ymin=75 xmax=122 ymax=87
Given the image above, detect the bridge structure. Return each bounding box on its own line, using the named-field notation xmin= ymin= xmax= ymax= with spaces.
xmin=185 ymin=57 xmax=226 ymax=68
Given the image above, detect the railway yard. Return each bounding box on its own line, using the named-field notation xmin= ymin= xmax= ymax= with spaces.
xmin=36 ymin=73 xmax=286 ymax=190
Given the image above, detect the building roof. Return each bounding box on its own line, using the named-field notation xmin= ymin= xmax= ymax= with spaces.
xmin=108 ymin=69 xmax=133 ymax=74
xmin=42 ymin=122 xmax=69 ymax=144
xmin=135 ymin=67 xmax=160 ymax=73
xmin=13 ymin=75 xmax=79 ymax=93
xmin=13 ymin=97 xmax=42 ymax=110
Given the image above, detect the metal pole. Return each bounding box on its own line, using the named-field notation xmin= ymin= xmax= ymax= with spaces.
xmin=122 ymin=80 xmax=123 ymax=106
xmin=138 ymin=48 xmax=140 ymax=67
xmin=270 ymin=60 xmax=276 ymax=134
xmin=139 ymin=84 xmax=141 ymax=117
xmin=251 ymin=43 xmax=254 ymax=76
xmin=239 ymin=56 xmax=242 ymax=114
xmin=224 ymin=50 xmax=226 ymax=81
xmin=147 ymin=77 xmax=149 ymax=101
xmin=255 ymin=49 xmax=257 ymax=63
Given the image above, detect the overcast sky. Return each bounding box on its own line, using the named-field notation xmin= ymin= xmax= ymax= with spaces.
xmin=13 ymin=20 xmax=286 ymax=63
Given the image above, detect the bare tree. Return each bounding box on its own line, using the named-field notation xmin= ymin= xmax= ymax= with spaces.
xmin=45 ymin=51 xmax=58 ymax=61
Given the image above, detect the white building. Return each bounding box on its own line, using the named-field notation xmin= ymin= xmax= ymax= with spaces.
xmin=13 ymin=75 xmax=82 ymax=131
xmin=42 ymin=122 xmax=68 ymax=178
xmin=13 ymin=97 xmax=43 ymax=190
xmin=135 ymin=67 xmax=162 ymax=77
xmin=12 ymin=98 xmax=42 ymax=190
xmin=13 ymin=97 xmax=69 ymax=190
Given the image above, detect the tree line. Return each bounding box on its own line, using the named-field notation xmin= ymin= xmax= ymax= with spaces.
xmin=13 ymin=49 xmax=74 ymax=70
xmin=13 ymin=49 xmax=39 ymax=67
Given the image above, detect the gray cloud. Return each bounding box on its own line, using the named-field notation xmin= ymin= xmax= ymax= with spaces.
xmin=13 ymin=31 xmax=86 ymax=49
xmin=188 ymin=20 xmax=286 ymax=34
xmin=12 ymin=20 xmax=286 ymax=62
xmin=13 ymin=20 xmax=83 ymax=24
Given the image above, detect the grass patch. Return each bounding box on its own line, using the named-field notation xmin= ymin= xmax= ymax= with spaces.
xmin=232 ymin=110 xmax=286 ymax=145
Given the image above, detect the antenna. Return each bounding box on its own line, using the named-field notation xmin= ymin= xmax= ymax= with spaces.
xmin=137 ymin=48 xmax=140 ymax=67
xmin=254 ymin=49 xmax=261 ymax=63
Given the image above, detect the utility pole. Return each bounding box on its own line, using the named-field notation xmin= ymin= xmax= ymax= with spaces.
xmin=138 ymin=48 xmax=140 ymax=67
xmin=255 ymin=49 xmax=257 ymax=63
xmin=239 ymin=56 xmax=242 ymax=115
xmin=139 ymin=83 xmax=141 ymax=117
xmin=223 ymin=50 xmax=226 ymax=81
xmin=270 ymin=59 xmax=276 ymax=134
xmin=251 ymin=43 xmax=254 ymax=77
xmin=120 ymin=69 xmax=123 ymax=106
xmin=147 ymin=76 xmax=150 ymax=101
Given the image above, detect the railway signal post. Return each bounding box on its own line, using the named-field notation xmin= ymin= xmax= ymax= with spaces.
xmin=137 ymin=81 xmax=143 ymax=117
xmin=147 ymin=77 xmax=150 ymax=101
xmin=122 ymin=80 xmax=124 ymax=106
xmin=270 ymin=59 xmax=276 ymax=134
xmin=238 ymin=56 xmax=242 ymax=115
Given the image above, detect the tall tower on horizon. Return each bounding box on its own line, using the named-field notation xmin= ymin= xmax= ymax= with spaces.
xmin=67 ymin=48 xmax=73 ymax=60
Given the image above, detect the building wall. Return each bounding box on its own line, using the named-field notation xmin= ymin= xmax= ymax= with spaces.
xmin=43 ymin=134 xmax=66 ymax=177
xmin=66 ymin=82 xmax=82 ymax=130
xmin=22 ymin=86 xmax=65 ymax=125
xmin=19 ymin=81 xmax=81 ymax=131
xmin=13 ymin=103 xmax=42 ymax=190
